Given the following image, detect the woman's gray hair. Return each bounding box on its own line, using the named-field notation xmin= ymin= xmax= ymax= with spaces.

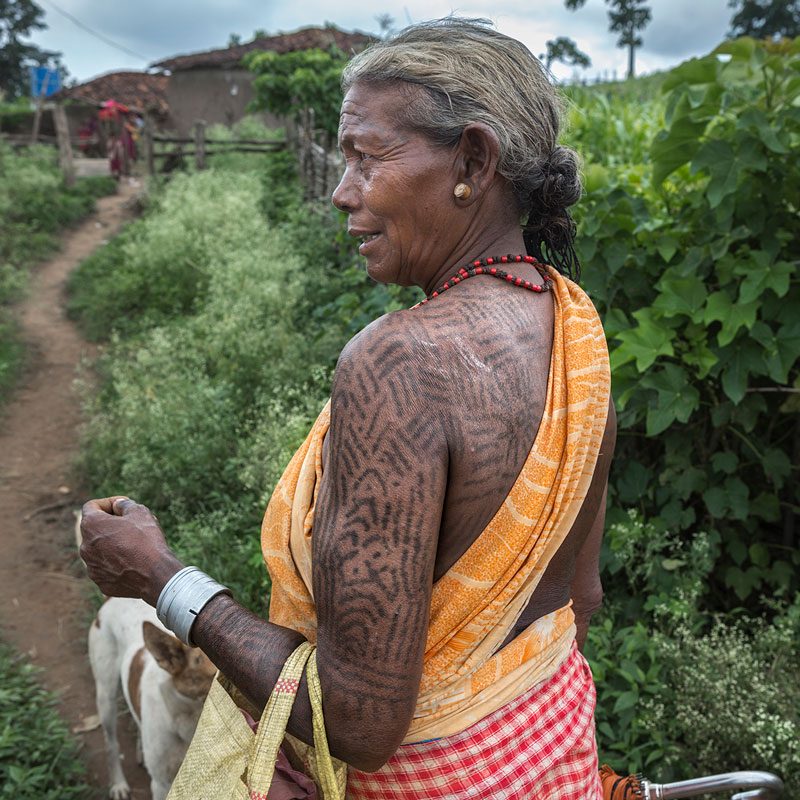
xmin=342 ymin=17 xmax=582 ymax=279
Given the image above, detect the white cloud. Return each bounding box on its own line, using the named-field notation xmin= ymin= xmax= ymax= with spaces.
xmin=32 ymin=0 xmax=732 ymax=84
xmin=642 ymin=0 xmax=730 ymax=58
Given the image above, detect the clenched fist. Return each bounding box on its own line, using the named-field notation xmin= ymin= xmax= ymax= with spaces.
xmin=80 ymin=496 xmax=184 ymax=606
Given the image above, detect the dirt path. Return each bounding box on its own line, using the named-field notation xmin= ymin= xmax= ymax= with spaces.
xmin=0 ymin=181 xmax=150 ymax=798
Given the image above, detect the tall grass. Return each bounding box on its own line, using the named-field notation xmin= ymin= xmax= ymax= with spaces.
xmin=0 ymin=141 xmax=116 ymax=402
xmin=0 ymin=642 xmax=92 ymax=800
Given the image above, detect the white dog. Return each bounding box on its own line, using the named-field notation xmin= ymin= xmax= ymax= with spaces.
xmin=88 ymin=597 xmax=217 ymax=800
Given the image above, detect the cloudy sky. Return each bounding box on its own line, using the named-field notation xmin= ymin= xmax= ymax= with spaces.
xmin=32 ymin=0 xmax=733 ymax=84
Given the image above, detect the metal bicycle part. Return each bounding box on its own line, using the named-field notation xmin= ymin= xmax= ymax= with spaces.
xmin=640 ymin=771 xmax=783 ymax=799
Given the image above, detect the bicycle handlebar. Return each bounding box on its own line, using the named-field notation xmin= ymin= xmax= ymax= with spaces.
xmin=641 ymin=771 xmax=784 ymax=799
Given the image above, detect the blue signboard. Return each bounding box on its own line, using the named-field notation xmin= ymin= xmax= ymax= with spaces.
xmin=29 ymin=66 xmax=61 ymax=98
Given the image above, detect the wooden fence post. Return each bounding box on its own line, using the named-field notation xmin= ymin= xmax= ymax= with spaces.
xmin=194 ymin=121 xmax=206 ymax=170
xmin=52 ymin=103 xmax=75 ymax=187
xmin=143 ymin=117 xmax=155 ymax=177
xmin=31 ymin=95 xmax=44 ymax=144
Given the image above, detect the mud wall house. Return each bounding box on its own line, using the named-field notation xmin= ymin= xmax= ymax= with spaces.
xmin=56 ymin=71 xmax=171 ymax=150
xmin=151 ymin=26 xmax=372 ymax=137
xmin=1 ymin=71 xmax=169 ymax=144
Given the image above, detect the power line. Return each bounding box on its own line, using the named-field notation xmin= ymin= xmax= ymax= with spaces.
xmin=38 ymin=0 xmax=152 ymax=63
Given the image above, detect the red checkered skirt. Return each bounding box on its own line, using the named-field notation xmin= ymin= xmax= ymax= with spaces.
xmin=347 ymin=645 xmax=602 ymax=800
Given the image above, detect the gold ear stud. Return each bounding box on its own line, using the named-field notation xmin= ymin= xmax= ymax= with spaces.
xmin=454 ymin=183 xmax=472 ymax=200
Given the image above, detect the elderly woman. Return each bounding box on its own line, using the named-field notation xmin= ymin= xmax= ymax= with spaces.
xmin=81 ymin=18 xmax=615 ymax=800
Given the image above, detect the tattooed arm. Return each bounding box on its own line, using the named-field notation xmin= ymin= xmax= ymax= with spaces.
xmin=192 ymin=315 xmax=448 ymax=771
xmin=312 ymin=317 xmax=448 ymax=767
xmin=571 ymin=400 xmax=616 ymax=650
xmin=80 ymin=314 xmax=447 ymax=769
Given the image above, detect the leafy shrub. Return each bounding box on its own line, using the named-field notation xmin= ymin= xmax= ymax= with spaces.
xmin=258 ymin=148 xmax=303 ymax=224
xmin=0 ymin=642 xmax=92 ymax=800
xmin=74 ymin=169 xmax=338 ymax=607
xmin=0 ymin=98 xmax=35 ymax=132
xmin=563 ymin=85 xmax=665 ymax=168
xmin=567 ymin=38 xmax=800 ymax=788
xmin=0 ymin=142 xmax=115 ymax=403
xmin=0 ymin=142 xmax=115 ymax=303
xmin=582 ymin=38 xmax=800 ymax=613
xmin=205 ymin=117 xmax=286 ymax=173
xmin=590 ymin=600 xmax=800 ymax=792
xmin=246 ymin=47 xmax=348 ymax=139
xmin=587 ymin=510 xmax=719 ymax=777
xmin=645 ymin=605 xmax=800 ymax=796
xmin=588 ymin=618 xmax=673 ymax=776
xmin=170 ymin=507 xmax=269 ymax=612
xmin=69 ymin=170 xmax=268 ymax=340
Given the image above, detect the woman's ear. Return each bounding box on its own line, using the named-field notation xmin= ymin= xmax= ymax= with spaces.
xmin=454 ymin=123 xmax=502 ymax=202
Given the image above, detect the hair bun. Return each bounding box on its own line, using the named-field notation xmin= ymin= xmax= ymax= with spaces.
xmin=514 ymin=146 xmax=581 ymax=219
xmin=523 ymin=146 xmax=581 ymax=280
xmin=540 ymin=147 xmax=581 ymax=214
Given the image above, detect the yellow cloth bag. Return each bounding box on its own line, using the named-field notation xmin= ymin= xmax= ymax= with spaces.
xmin=167 ymin=642 xmax=346 ymax=800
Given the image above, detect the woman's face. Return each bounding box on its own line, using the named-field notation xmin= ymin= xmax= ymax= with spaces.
xmin=332 ymin=82 xmax=462 ymax=287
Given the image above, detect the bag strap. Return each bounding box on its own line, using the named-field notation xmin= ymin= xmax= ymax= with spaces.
xmin=306 ymin=651 xmax=343 ymax=798
xmin=247 ymin=641 xmax=314 ymax=795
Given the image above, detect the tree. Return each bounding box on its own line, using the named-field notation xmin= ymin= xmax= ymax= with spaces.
xmin=375 ymin=14 xmax=395 ymax=40
xmin=0 ymin=0 xmax=61 ymax=100
xmin=540 ymin=36 xmax=592 ymax=71
xmin=728 ymin=0 xmax=800 ymax=39
xmin=245 ymin=47 xmax=349 ymax=139
xmin=566 ymin=0 xmax=652 ymax=79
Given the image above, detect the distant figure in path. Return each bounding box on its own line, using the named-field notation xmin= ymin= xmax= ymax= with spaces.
xmin=80 ymin=18 xmax=615 ymax=799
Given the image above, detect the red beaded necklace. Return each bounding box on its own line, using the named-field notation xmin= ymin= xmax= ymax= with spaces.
xmin=419 ymin=254 xmax=553 ymax=306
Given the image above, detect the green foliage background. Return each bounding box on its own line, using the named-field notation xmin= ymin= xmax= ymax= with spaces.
xmin=245 ymin=47 xmax=348 ymax=139
xmin=571 ymin=37 xmax=800 ymax=790
xmin=68 ymin=38 xmax=800 ymax=794
xmin=0 ymin=642 xmax=92 ymax=799
xmin=0 ymin=140 xmax=116 ymax=402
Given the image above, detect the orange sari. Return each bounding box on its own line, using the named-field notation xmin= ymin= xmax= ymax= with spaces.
xmin=262 ymin=267 xmax=610 ymax=744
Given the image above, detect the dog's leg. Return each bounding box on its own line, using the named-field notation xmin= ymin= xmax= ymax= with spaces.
xmin=150 ymin=777 xmax=171 ymax=800
xmin=89 ymin=619 xmax=131 ymax=800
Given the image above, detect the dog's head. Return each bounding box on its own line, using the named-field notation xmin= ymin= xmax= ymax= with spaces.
xmin=142 ymin=622 xmax=217 ymax=701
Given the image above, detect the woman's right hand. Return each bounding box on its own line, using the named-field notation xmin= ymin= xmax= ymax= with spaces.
xmin=80 ymin=496 xmax=184 ymax=606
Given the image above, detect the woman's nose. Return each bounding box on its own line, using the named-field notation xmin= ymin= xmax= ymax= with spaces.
xmin=331 ymin=167 xmax=358 ymax=213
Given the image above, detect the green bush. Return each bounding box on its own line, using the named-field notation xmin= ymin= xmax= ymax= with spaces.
xmin=0 ymin=642 xmax=92 ymax=800
xmin=581 ymin=37 xmax=800 ymax=610
xmin=563 ymin=85 xmax=665 ymax=168
xmin=74 ymin=168 xmax=336 ymax=607
xmin=258 ymin=148 xmax=303 ymax=224
xmin=587 ymin=511 xmax=719 ymax=776
xmin=578 ymin=40 xmax=800 ymax=790
xmin=69 ymin=170 xmax=268 ymax=340
xmin=0 ymin=141 xmax=116 ymax=403
xmin=0 ymin=98 xmax=34 ymax=132
xmin=205 ymin=117 xmax=286 ymax=174
xmin=0 ymin=142 xmax=116 ymax=305
xmin=245 ymin=47 xmax=348 ymax=139
xmin=646 ymin=606 xmax=800 ymax=796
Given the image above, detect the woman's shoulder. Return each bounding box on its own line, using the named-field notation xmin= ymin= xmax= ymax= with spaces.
xmin=329 ymin=309 xmax=453 ymax=451
xmin=336 ymin=307 xmax=445 ymax=375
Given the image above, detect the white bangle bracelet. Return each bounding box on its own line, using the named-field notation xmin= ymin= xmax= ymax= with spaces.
xmin=156 ymin=566 xmax=231 ymax=646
